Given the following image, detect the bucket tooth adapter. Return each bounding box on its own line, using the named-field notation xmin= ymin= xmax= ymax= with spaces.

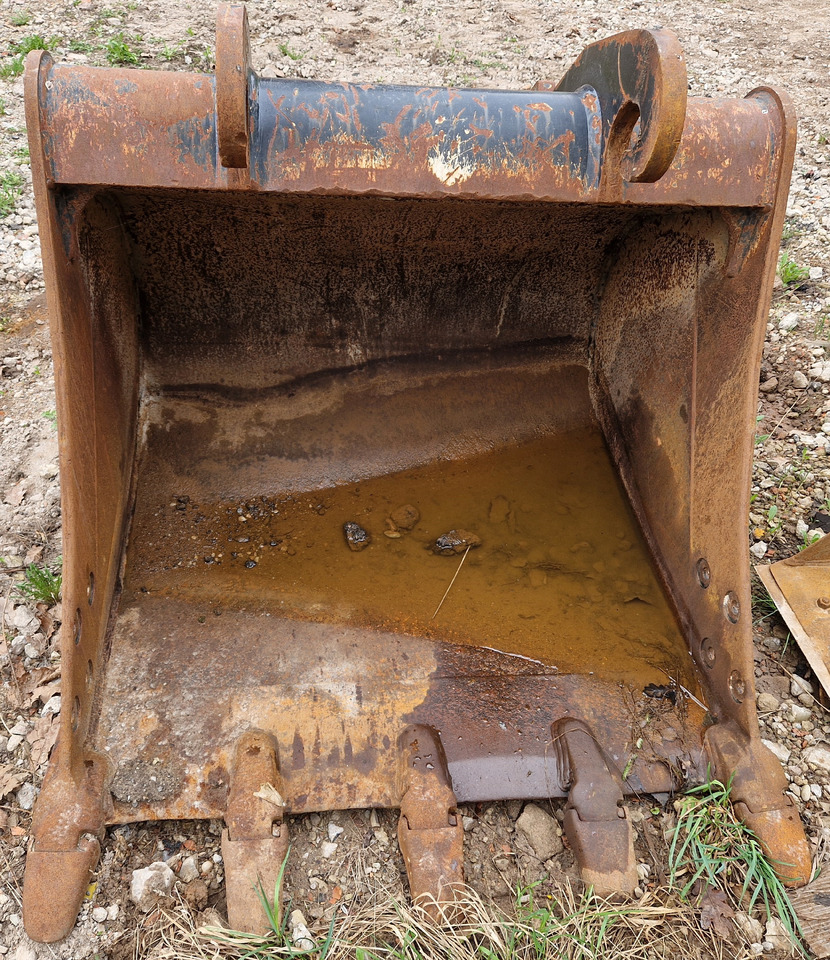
xmin=22 ymin=2 xmax=810 ymax=941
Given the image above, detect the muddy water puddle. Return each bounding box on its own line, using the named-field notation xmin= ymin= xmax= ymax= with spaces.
xmin=128 ymin=428 xmax=697 ymax=688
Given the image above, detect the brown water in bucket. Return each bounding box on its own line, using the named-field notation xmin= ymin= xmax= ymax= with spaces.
xmin=128 ymin=422 xmax=694 ymax=691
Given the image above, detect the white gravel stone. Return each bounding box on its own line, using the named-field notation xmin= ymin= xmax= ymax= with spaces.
xmin=803 ymin=743 xmax=830 ymax=778
xmin=778 ymin=313 xmax=798 ymax=332
xmin=320 ymin=841 xmax=338 ymax=858
xmin=791 ymin=675 xmax=814 ymax=697
xmin=810 ymin=359 xmax=830 ymax=383
xmin=13 ymin=943 xmax=36 ymax=960
xmin=17 ymin=782 xmax=37 ymax=810
xmin=793 ymin=370 xmax=809 ymax=389
xmin=327 ymin=822 xmax=344 ymax=841
xmin=290 ymin=909 xmax=315 ymax=950
xmin=130 ymin=862 xmax=176 ymax=912
xmin=178 ymin=854 xmax=200 ymax=883
xmin=761 ymin=738 xmax=791 ymax=764
xmin=92 ymin=906 xmax=108 ymax=923
xmin=750 ymin=540 xmax=768 ymax=559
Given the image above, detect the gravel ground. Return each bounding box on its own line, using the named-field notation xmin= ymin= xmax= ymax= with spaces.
xmin=1 ymin=0 xmax=830 ymax=957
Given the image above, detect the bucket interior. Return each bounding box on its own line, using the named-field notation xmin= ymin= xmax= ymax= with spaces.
xmin=80 ymin=190 xmax=709 ymax=820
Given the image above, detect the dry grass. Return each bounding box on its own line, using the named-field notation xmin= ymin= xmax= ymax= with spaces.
xmin=136 ymin=881 xmax=726 ymax=960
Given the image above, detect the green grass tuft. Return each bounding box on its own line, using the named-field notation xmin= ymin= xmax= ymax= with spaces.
xmin=16 ymin=559 xmax=62 ymax=606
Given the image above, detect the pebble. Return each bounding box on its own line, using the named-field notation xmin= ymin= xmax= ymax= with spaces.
xmin=801 ymin=783 xmax=812 ymax=803
xmin=290 ymin=909 xmax=314 ymax=951
xmin=516 ymin=803 xmax=563 ymax=860
xmin=13 ymin=944 xmax=35 ymax=960
xmin=759 ymin=377 xmax=779 ymax=393
xmin=92 ymin=906 xmax=108 ymax=923
xmin=16 ymin=782 xmax=37 ymax=810
xmin=130 ymin=862 xmax=176 ymax=912
xmin=749 ymin=540 xmax=768 ymax=559
xmin=327 ymin=822 xmax=344 ymax=841
xmin=791 ymin=675 xmax=814 ymax=697
xmin=178 ymin=854 xmax=200 ymax=883
xmin=778 ymin=313 xmax=798 ymax=332
xmin=343 ymin=521 xmax=371 ymax=551
xmin=433 ymin=528 xmax=482 ymax=555
xmin=761 ymin=738 xmax=791 ymax=764
xmin=320 ymin=840 xmax=338 ymax=858
xmin=803 ymin=743 xmax=830 ymax=778
xmin=793 ymin=370 xmax=809 ymax=389
xmin=787 ymin=703 xmax=812 ymax=723
xmin=757 ymin=692 xmax=780 ymax=713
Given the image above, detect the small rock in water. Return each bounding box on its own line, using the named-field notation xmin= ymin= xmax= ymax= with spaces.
xmin=433 ymin=529 xmax=482 ymax=556
xmin=389 ymin=504 xmax=420 ymax=531
xmin=343 ymin=522 xmax=371 ymax=552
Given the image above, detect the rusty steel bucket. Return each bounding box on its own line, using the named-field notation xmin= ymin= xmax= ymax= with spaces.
xmin=22 ymin=5 xmax=811 ymax=941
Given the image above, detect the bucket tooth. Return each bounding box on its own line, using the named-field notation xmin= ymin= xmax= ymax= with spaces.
xmin=398 ymin=725 xmax=465 ymax=918
xmin=552 ymin=718 xmax=637 ymax=896
xmin=221 ymin=731 xmax=289 ymax=934
xmin=705 ymin=723 xmax=812 ymax=886
xmin=21 ymin=751 xmax=110 ymax=943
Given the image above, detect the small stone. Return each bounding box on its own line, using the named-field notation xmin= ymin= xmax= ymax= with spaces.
xmin=16 ymin=783 xmax=37 ymax=810
xmin=40 ymin=694 xmax=61 ymax=716
xmin=749 ymin=944 xmax=763 ymax=957
xmin=327 ymin=822 xmax=344 ymax=842
xmin=749 ymin=540 xmax=768 ymax=559
xmin=130 ymin=861 xmax=176 ymax=912
xmin=792 ymin=370 xmax=809 ymax=389
xmin=761 ymin=738 xmax=790 ymax=764
xmin=462 ymin=815 xmax=476 ymax=832
xmin=759 ymin=377 xmax=779 ymax=393
xmin=92 ymin=906 xmax=108 ymax=923
xmin=516 ymin=803 xmax=563 ymax=860
xmin=803 ymin=743 xmax=830 ymax=777
xmin=778 ymin=313 xmax=798 ymax=332
xmin=388 ymin=504 xmax=420 ymax=531
xmin=735 ymin=911 xmax=765 ymax=944
xmin=183 ymin=878 xmax=209 ymax=911
xmin=320 ymin=840 xmax=338 ymax=858
xmin=433 ymin=529 xmax=482 ymax=555
xmin=343 ymin=522 xmax=371 ymax=551
xmin=290 ymin=909 xmax=315 ymax=951
xmin=801 ymin=783 xmax=812 ymax=803
xmin=107 ymin=904 xmax=119 ymax=921
xmin=764 ymin=917 xmax=791 ymax=952
xmin=791 ymin=675 xmax=814 ymax=697
xmin=506 ymin=799 xmax=523 ymax=821
xmin=809 ymin=266 xmax=824 ymax=280
xmin=787 ymin=703 xmax=812 ymax=723
xmin=14 ymin=944 xmax=36 ymax=960
xmin=179 ymin=854 xmax=200 ymax=883
xmin=757 ymin=692 xmax=780 ymax=713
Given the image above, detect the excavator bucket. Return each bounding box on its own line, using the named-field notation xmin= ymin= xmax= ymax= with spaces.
xmin=22 ymin=5 xmax=811 ymax=941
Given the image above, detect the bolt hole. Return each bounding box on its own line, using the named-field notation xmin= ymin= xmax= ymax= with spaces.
xmin=87 ymin=659 xmax=94 ymax=684
xmin=73 ymin=609 xmax=82 ymax=646
xmin=696 ymin=558 xmax=711 ymax=589
xmin=729 ymin=671 xmax=746 ymax=704
xmin=723 ymin=591 xmax=740 ymax=623
xmin=87 ymin=572 xmax=95 ymax=606
xmin=700 ymin=637 xmax=716 ymax=668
